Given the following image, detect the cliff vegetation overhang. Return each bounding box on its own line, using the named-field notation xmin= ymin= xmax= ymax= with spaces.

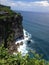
xmin=0 ymin=4 xmax=22 ymax=19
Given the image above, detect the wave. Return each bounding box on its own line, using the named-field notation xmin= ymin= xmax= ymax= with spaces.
xmin=15 ymin=29 xmax=32 ymax=56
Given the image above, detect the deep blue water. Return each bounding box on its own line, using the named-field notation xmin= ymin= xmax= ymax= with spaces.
xmin=19 ymin=11 xmax=49 ymax=60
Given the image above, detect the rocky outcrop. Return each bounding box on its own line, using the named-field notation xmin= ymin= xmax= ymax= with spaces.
xmin=0 ymin=5 xmax=24 ymax=53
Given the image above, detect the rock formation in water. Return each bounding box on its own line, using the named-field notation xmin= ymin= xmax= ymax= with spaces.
xmin=0 ymin=5 xmax=23 ymax=53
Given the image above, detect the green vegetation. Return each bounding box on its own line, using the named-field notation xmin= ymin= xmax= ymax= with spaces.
xmin=0 ymin=7 xmax=13 ymax=14
xmin=0 ymin=44 xmax=49 ymax=65
xmin=0 ymin=5 xmax=16 ymax=19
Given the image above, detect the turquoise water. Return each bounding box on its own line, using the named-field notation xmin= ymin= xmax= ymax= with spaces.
xmin=19 ymin=11 xmax=49 ymax=60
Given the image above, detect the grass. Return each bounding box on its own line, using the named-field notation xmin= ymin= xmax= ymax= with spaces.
xmin=0 ymin=5 xmax=17 ymax=19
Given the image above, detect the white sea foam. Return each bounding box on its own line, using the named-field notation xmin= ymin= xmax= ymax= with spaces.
xmin=15 ymin=29 xmax=32 ymax=56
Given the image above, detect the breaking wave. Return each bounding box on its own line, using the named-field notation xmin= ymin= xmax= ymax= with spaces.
xmin=15 ymin=29 xmax=32 ymax=56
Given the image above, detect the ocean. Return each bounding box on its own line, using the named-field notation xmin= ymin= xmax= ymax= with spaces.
xmin=17 ymin=11 xmax=49 ymax=60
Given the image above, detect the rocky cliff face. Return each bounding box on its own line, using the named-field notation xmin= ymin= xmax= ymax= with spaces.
xmin=0 ymin=14 xmax=23 ymax=39
xmin=0 ymin=5 xmax=23 ymax=53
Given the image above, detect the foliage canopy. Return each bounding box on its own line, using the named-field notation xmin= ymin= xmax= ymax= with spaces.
xmin=0 ymin=44 xmax=49 ymax=65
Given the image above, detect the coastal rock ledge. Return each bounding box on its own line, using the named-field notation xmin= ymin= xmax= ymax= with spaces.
xmin=0 ymin=5 xmax=24 ymax=54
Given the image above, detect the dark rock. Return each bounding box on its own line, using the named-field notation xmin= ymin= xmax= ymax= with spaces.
xmin=20 ymin=42 xmax=23 ymax=45
xmin=0 ymin=5 xmax=24 ymax=53
xmin=28 ymin=40 xmax=31 ymax=43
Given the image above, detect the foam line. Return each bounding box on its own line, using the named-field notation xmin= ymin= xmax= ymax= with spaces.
xmin=15 ymin=29 xmax=32 ymax=56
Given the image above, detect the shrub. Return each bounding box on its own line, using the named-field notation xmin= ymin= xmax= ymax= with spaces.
xmin=0 ymin=44 xmax=49 ymax=65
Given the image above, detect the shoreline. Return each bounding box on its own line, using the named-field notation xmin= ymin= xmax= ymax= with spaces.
xmin=14 ymin=29 xmax=32 ymax=56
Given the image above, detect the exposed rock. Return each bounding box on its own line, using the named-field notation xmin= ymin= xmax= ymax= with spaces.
xmin=20 ymin=42 xmax=23 ymax=45
xmin=0 ymin=5 xmax=24 ymax=54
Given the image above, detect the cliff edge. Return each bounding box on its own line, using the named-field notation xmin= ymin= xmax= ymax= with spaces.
xmin=0 ymin=5 xmax=23 ymax=53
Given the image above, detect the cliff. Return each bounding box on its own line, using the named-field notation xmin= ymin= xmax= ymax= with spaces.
xmin=0 ymin=5 xmax=23 ymax=53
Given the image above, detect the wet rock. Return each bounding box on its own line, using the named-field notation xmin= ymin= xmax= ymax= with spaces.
xmin=20 ymin=42 xmax=23 ymax=45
